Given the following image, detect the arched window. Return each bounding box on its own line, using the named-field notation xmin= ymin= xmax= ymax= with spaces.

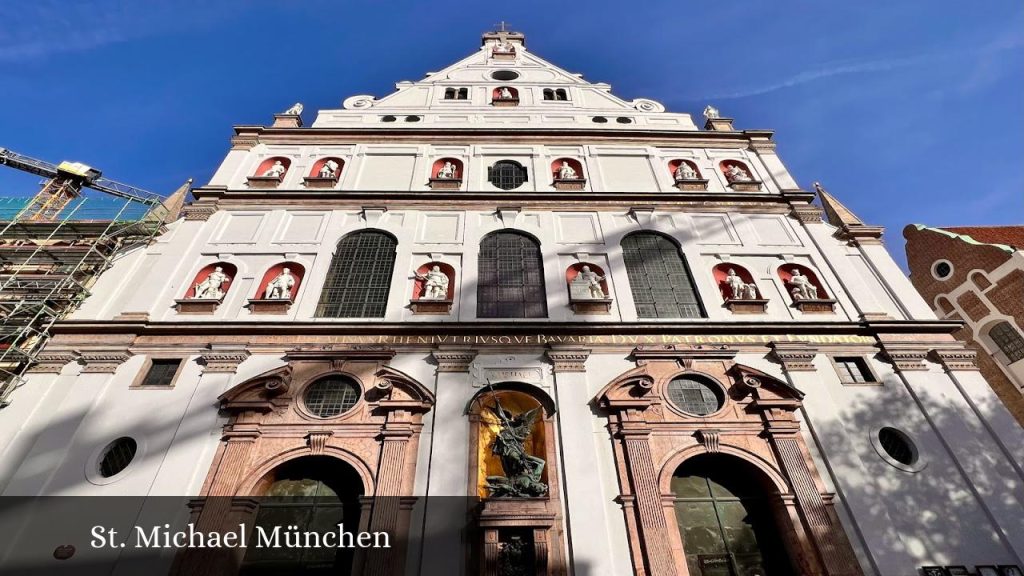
xmin=555 ymin=89 xmax=568 ymax=101
xmin=444 ymin=88 xmax=456 ymax=100
xmin=543 ymin=88 xmax=554 ymax=101
xmin=621 ymin=233 xmax=704 ymax=318
xmin=990 ymin=322 xmax=1024 ymax=364
xmin=315 ymin=231 xmax=397 ymax=318
xmin=487 ymin=160 xmax=528 ymax=190
xmin=458 ymin=88 xmax=468 ymax=100
xmin=477 ymin=231 xmax=547 ymax=318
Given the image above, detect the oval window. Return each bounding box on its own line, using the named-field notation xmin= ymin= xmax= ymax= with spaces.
xmin=304 ymin=376 xmax=361 ymax=418
xmin=878 ymin=427 xmax=917 ymax=466
xmin=666 ymin=376 xmax=724 ymax=416
xmin=98 ymin=437 xmax=138 ymax=478
xmin=491 ymin=70 xmax=520 ymax=81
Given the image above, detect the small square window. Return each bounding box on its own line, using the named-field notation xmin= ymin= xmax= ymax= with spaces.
xmin=139 ymin=359 xmax=182 ymax=387
xmin=833 ymin=357 xmax=874 ymax=384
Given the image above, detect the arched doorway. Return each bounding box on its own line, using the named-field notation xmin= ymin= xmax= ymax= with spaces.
xmin=240 ymin=456 xmax=365 ymax=576
xmin=671 ymin=454 xmax=791 ymax=576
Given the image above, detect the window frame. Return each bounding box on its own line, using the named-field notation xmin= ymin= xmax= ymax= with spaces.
xmin=620 ymin=232 xmax=706 ymax=319
xmin=487 ymin=160 xmax=529 ymax=191
xmin=476 ymin=231 xmax=548 ymax=319
xmin=989 ymin=321 xmax=1024 ymax=364
xmin=314 ymin=230 xmax=398 ymax=319
xmin=300 ymin=375 xmax=363 ymax=420
xmin=664 ymin=374 xmax=726 ymax=417
xmin=130 ymin=356 xmax=187 ymax=389
xmin=829 ymin=355 xmax=880 ymax=386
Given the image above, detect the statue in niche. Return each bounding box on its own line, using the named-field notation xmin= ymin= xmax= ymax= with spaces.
xmin=415 ymin=265 xmax=450 ymax=300
xmin=724 ymin=163 xmax=752 ymax=182
xmin=674 ymin=161 xmax=698 ymax=181
xmin=263 ymin=268 xmax=296 ymax=300
xmin=570 ymin=266 xmax=607 ymax=300
xmin=498 ymin=87 xmax=514 ymax=100
xmin=725 ymin=268 xmax=747 ymax=299
xmin=318 ymin=160 xmax=339 ymax=179
xmin=557 ymin=161 xmax=578 ymax=180
xmin=744 ymin=283 xmax=759 ymax=299
xmin=261 ymin=160 xmax=287 ymax=178
xmin=282 ymin=102 xmax=303 ymax=115
xmin=192 ymin=266 xmax=231 ymax=300
xmin=485 ymin=393 xmax=548 ymax=498
xmin=703 ymin=105 xmax=720 ymax=119
xmin=435 ymin=161 xmax=458 ymax=179
xmin=493 ymin=41 xmax=514 ymax=54
xmin=788 ymin=269 xmax=819 ymax=300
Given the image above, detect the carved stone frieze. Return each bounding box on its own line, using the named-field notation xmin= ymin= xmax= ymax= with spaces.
xmin=931 ymin=348 xmax=979 ymax=372
xmin=790 ymin=204 xmax=824 ymax=224
xmin=229 ymin=134 xmax=259 ymax=149
xmin=200 ymin=347 xmax=250 ymax=374
xmin=432 ymin=348 xmax=477 ymax=372
xmin=78 ymin=349 xmax=132 ymax=373
xmin=27 ymin=352 xmax=78 ymax=374
xmin=882 ymin=346 xmax=930 ymax=372
xmin=770 ymin=342 xmax=818 ymax=372
xmin=182 ymin=204 xmax=217 ymax=221
xmin=545 ymin=347 xmax=591 ymax=373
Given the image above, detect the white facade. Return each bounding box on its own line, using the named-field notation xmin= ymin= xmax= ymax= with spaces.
xmin=1 ymin=31 xmax=1023 ymax=576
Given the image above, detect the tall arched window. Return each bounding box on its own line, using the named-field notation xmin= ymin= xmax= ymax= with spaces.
xmin=990 ymin=321 xmax=1024 ymax=364
xmin=478 ymin=231 xmax=547 ymax=318
xmin=315 ymin=230 xmax=397 ymax=318
xmin=621 ymin=233 xmax=704 ymax=318
xmin=444 ymin=88 xmax=456 ymax=100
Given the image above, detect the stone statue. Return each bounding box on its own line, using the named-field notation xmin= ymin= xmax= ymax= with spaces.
xmin=499 ymin=87 xmax=514 ymax=100
xmin=282 ymin=102 xmax=303 ymax=115
xmin=557 ymin=161 xmax=578 ymax=180
xmin=436 ymin=161 xmax=458 ymax=179
xmin=788 ymin=269 xmax=819 ymax=300
xmin=576 ymin=266 xmax=606 ymax=299
xmin=703 ymin=105 xmax=720 ymax=119
xmin=724 ymin=163 xmax=752 ymax=182
xmin=318 ymin=160 xmax=339 ymax=179
xmin=415 ymin=265 xmax=450 ymax=300
xmin=192 ymin=266 xmax=231 ymax=300
xmin=262 ymin=160 xmax=287 ymax=178
xmin=674 ymin=161 xmax=698 ymax=181
xmin=264 ymin=268 xmax=296 ymax=300
xmin=485 ymin=393 xmax=548 ymax=498
xmin=725 ymin=268 xmax=746 ymax=300
xmin=744 ymin=283 xmax=759 ymax=299
xmin=493 ymin=40 xmax=514 ymax=54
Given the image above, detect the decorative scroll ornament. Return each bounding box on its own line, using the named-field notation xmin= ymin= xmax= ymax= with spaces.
xmin=306 ymin=431 xmax=332 ymax=454
xmin=343 ymin=95 xmax=376 ymax=109
xmin=484 ymin=386 xmax=548 ymax=498
xmin=632 ymin=98 xmax=665 ymax=113
xmin=695 ymin=429 xmax=721 ymax=453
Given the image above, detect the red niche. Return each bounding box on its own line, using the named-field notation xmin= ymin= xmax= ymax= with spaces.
xmin=185 ymin=262 xmax=238 ymax=299
xmin=551 ymin=158 xmax=584 ymax=180
xmin=668 ymin=159 xmax=702 ymax=179
xmin=254 ymin=157 xmax=291 ymax=178
xmin=254 ymin=262 xmax=305 ymax=300
xmin=712 ymin=263 xmax=757 ymax=299
xmin=777 ymin=264 xmax=828 ymax=300
xmin=566 ymin=263 xmax=608 ymax=295
xmin=492 ymin=86 xmax=518 ymax=100
xmin=431 ymin=158 xmax=463 ymax=180
xmin=412 ymin=262 xmax=456 ymax=300
xmin=308 ymin=157 xmax=344 ymax=180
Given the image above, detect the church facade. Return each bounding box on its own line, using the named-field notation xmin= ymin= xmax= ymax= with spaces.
xmin=1 ymin=30 xmax=1023 ymax=576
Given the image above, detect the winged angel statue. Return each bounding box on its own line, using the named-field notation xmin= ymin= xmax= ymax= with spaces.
xmin=485 ymin=394 xmax=548 ymax=498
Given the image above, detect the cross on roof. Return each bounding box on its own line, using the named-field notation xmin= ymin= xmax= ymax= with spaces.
xmin=495 ymin=21 xmax=510 ymax=33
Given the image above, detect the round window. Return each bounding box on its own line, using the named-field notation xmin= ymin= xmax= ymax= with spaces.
xmin=405 ymin=115 xmax=421 ymax=122
xmin=304 ymin=376 xmax=361 ymax=418
xmin=616 ymin=117 xmax=633 ymax=124
xmin=491 ymin=70 xmax=519 ymax=81
xmin=931 ymin=260 xmax=953 ymax=280
xmin=381 ymin=115 xmax=397 ymax=122
xmin=592 ymin=116 xmax=608 ymax=123
xmin=666 ymin=376 xmax=724 ymax=416
xmin=878 ymin=427 xmax=917 ymax=466
xmin=98 ymin=437 xmax=137 ymax=478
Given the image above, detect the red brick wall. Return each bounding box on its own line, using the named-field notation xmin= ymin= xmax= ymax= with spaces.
xmin=956 ymin=291 xmax=991 ymax=323
xmin=903 ymin=225 xmax=1013 ymax=307
xmin=990 ymin=269 xmax=1024 ymax=329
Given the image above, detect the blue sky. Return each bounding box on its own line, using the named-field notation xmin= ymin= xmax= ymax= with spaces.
xmin=1 ymin=0 xmax=1021 ymax=267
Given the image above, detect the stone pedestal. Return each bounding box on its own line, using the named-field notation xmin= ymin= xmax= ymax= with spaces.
xmin=492 ymin=51 xmax=516 ymax=61
xmin=727 ymin=180 xmax=762 ymax=192
xmin=792 ymin=299 xmax=837 ymax=313
xmin=175 ymin=299 xmax=220 ymax=314
xmin=724 ymin=298 xmax=768 ymax=314
xmin=674 ymin=178 xmax=709 ymax=191
xmin=247 ymin=298 xmax=292 ymax=314
xmin=428 ymin=178 xmax=462 ymax=190
xmin=246 ymin=175 xmax=283 ymax=189
xmin=477 ymin=499 xmax=557 ymax=576
xmin=410 ymin=298 xmax=453 ymax=315
xmin=569 ymin=298 xmax=612 ymax=314
xmin=492 ymin=98 xmax=519 ymax=107
xmin=704 ymin=117 xmax=735 ymax=131
xmin=302 ymin=176 xmax=338 ymax=189
xmin=552 ymin=178 xmax=586 ymax=191
xmin=272 ymin=113 xmax=302 ymax=128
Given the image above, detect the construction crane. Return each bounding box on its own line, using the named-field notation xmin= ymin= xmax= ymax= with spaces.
xmin=0 ymin=147 xmax=164 ymax=221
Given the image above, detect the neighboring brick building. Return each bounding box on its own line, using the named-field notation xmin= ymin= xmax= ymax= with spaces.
xmin=904 ymin=224 xmax=1024 ymax=423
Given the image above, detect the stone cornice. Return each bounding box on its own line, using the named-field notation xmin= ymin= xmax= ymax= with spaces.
xmin=181 ymin=203 xmax=218 ymax=221
xmin=200 ymin=346 xmax=251 ymax=374
xmin=930 ymin=348 xmax=980 ymax=372
xmin=770 ymin=342 xmax=819 ymax=372
xmin=545 ymin=347 xmax=591 ymax=372
xmin=879 ymin=344 xmax=931 ymax=372
xmin=27 ymin=352 xmax=78 ymax=374
xmin=77 ymin=348 xmax=132 ymax=373
xmin=431 ymin=348 xmax=477 ymax=372
xmin=790 ymin=204 xmax=824 ymax=224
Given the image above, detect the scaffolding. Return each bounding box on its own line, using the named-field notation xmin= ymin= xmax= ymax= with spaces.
xmin=0 ymin=149 xmax=183 ymax=407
